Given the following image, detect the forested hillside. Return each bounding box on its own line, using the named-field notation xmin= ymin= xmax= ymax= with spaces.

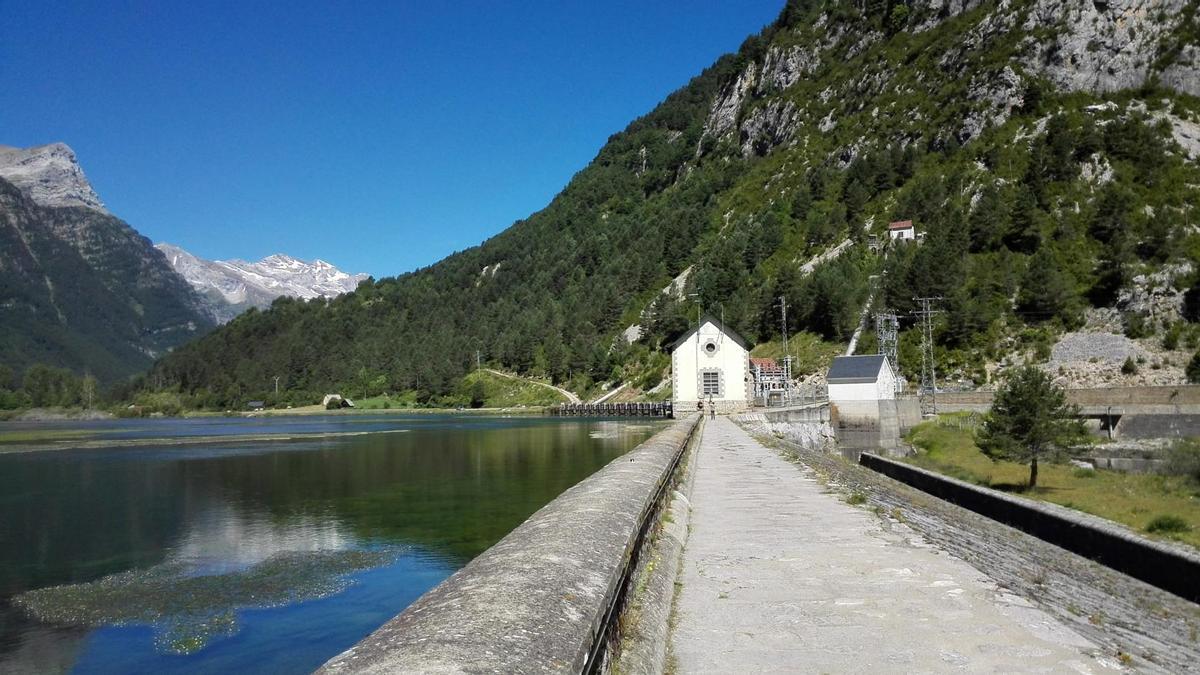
xmin=142 ymin=0 xmax=1200 ymax=408
xmin=0 ymin=176 xmax=213 ymax=385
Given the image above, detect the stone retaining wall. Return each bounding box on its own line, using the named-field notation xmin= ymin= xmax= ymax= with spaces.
xmin=938 ymin=385 xmax=1200 ymax=409
xmin=1118 ymin=413 xmax=1200 ymax=439
xmin=318 ymin=416 xmax=701 ymax=674
xmin=859 ymin=453 xmax=1200 ymax=603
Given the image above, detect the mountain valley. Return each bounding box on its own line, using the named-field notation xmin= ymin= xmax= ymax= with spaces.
xmin=136 ymin=0 xmax=1200 ymax=409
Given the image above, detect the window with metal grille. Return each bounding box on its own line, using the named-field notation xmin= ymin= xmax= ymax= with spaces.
xmin=701 ymin=370 xmax=721 ymax=396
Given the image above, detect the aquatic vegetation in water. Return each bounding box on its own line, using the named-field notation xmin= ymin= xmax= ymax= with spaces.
xmin=14 ymin=548 xmax=400 ymax=654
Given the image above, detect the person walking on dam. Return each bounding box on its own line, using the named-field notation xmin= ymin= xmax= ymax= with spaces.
xmin=708 ymin=396 xmax=716 ymax=419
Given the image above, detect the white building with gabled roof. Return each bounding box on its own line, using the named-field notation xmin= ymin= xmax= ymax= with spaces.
xmin=827 ymin=355 xmax=898 ymax=402
xmin=670 ymin=314 xmax=751 ymax=415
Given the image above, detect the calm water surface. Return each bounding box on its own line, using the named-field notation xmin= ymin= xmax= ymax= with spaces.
xmin=0 ymin=414 xmax=663 ymax=673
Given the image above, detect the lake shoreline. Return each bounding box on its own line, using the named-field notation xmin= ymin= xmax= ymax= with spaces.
xmin=0 ymin=404 xmax=549 ymax=424
xmin=0 ymin=428 xmax=416 ymax=454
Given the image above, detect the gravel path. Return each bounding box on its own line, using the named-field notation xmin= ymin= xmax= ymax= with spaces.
xmin=736 ymin=419 xmax=1200 ymax=673
xmin=481 ymin=368 xmax=580 ymax=403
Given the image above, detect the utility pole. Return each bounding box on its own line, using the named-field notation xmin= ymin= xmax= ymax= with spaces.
xmin=873 ymin=310 xmax=899 ymax=393
xmin=778 ymin=296 xmax=793 ymax=403
xmin=912 ymin=297 xmax=942 ymax=415
xmin=476 ymin=349 xmax=482 ymax=371
xmin=273 ymin=376 xmax=281 ymax=395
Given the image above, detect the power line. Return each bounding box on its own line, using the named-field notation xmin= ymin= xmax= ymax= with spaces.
xmin=912 ymin=297 xmax=942 ymax=415
xmin=873 ymin=310 xmax=899 ymax=393
xmin=778 ymin=296 xmax=793 ymax=403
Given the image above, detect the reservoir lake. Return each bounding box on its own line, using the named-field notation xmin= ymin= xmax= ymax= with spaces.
xmin=0 ymin=413 xmax=663 ymax=673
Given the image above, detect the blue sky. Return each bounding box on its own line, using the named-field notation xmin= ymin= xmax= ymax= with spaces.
xmin=1 ymin=1 xmax=783 ymax=278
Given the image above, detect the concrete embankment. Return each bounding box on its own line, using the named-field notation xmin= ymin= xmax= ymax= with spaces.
xmin=860 ymin=452 xmax=1200 ymax=603
xmin=671 ymin=418 xmax=1112 ymax=672
xmin=317 ymin=416 xmax=700 ymax=674
xmin=744 ymin=425 xmax=1200 ymax=672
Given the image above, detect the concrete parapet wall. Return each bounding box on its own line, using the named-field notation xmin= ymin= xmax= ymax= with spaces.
xmin=1117 ymin=413 xmax=1200 ymax=439
xmin=318 ymin=416 xmax=702 ymax=674
xmin=859 ymin=453 xmax=1200 ymax=602
xmin=938 ymin=385 xmax=1200 ymax=411
xmin=758 ymin=403 xmax=829 ymax=424
xmin=1067 ymin=385 xmax=1200 ymax=406
xmin=935 ymin=391 xmax=996 ymax=405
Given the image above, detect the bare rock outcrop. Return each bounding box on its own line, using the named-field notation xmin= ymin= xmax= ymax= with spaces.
xmin=1022 ymin=0 xmax=1197 ymax=96
xmin=0 ymin=143 xmax=107 ymax=212
xmin=756 ymin=45 xmax=819 ymax=94
xmin=740 ymin=99 xmax=799 ymax=157
xmin=697 ymin=64 xmax=758 ymax=155
xmin=960 ymin=66 xmax=1025 ymax=141
xmin=1117 ymin=262 xmax=1192 ymax=326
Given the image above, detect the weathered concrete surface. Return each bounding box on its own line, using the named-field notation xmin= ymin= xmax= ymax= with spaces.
xmin=318 ymin=416 xmax=698 ymax=674
xmin=611 ymin=420 xmax=703 ymax=675
xmin=739 ymin=418 xmax=1200 ymax=673
xmin=861 ymin=452 xmax=1200 ymax=602
xmin=670 ymin=417 xmax=1117 ymax=673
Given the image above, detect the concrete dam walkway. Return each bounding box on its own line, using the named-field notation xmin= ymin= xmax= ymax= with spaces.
xmin=669 ymin=417 xmax=1115 ymax=673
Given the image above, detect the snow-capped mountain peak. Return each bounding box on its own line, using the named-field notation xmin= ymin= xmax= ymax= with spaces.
xmin=156 ymin=243 xmax=368 ymax=323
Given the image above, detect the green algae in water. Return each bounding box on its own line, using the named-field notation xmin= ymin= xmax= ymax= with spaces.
xmin=15 ymin=548 xmax=400 ymax=654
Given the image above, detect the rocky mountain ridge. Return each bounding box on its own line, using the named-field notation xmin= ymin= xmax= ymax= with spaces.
xmin=0 ymin=170 xmax=213 ymax=384
xmin=0 ymin=143 xmax=107 ymax=212
xmin=156 ymin=243 xmax=368 ymax=323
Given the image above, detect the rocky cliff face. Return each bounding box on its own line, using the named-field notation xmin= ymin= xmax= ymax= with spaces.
xmin=156 ymin=243 xmax=367 ymax=323
xmin=0 ymin=143 xmax=216 ymax=383
xmin=1023 ymin=0 xmax=1198 ymax=96
xmin=705 ymin=0 xmax=1199 ymax=164
xmin=0 ymin=175 xmax=213 ymax=383
xmin=0 ymin=143 xmax=107 ymax=212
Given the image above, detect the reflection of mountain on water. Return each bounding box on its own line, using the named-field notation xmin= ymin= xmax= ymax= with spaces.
xmin=0 ymin=417 xmax=663 ymax=670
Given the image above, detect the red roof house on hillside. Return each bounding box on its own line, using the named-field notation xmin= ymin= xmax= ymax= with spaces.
xmin=888 ymin=220 xmax=915 ymax=241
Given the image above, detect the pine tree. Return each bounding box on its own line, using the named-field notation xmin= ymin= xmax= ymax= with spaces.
xmin=1188 ymin=351 xmax=1200 ymax=384
xmin=1017 ymin=247 xmax=1077 ymax=325
xmin=978 ymin=366 xmax=1088 ymax=489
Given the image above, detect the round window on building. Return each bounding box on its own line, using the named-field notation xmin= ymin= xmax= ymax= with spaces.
xmin=704 ymin=340 xmax=718 ymax=355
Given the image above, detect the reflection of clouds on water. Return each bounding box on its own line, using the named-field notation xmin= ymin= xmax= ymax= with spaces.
xmin=14 ymin=548 xmax=401 ymax=655
xmin=167 ymin=503 xmax=352 ymax=575
xmin=15 ymin=497 xmax=392 ymax=657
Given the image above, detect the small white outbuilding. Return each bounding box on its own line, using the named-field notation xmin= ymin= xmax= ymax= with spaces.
xmin=827 ymin=355 xmax=898 ymax=402
xmin=670 ymin=314 xmax=751 ymax=415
